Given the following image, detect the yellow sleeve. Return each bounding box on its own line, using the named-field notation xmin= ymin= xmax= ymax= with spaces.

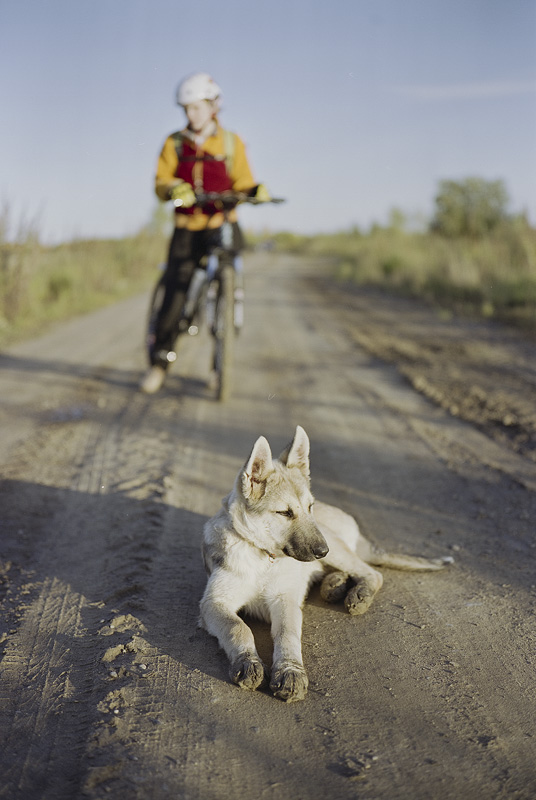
xmin=154 ymin=135 xmax=181 ymax=201
xmin=229 ymin=134 xmax=256 ymax=193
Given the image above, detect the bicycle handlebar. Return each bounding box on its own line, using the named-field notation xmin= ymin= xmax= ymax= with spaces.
xmin=191 ymin=191 xmax=285 ymax=209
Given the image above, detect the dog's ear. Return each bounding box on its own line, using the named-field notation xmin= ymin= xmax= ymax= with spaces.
xmin=278 ymin=425 xmax=310 ymax=479
xmin=241 ymin=435 xmax=274 ymax=501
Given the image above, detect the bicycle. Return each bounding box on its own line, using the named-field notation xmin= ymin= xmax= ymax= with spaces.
xmin=146 ymin=191 xmax=284 ymax=401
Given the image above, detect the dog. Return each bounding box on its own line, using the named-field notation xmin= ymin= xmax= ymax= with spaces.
xmin=199 ymin=426 xmax=453 ymax=702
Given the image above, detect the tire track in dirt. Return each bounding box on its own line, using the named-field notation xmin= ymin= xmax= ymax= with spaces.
xmin=0 ymin=362 xmax=194 ymax=798
xmin=1 ymin=580 xmax=88 ymax=798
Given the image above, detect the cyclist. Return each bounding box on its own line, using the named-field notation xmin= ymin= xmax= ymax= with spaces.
xmin=140 ymin=72 xmax=270 ymax=394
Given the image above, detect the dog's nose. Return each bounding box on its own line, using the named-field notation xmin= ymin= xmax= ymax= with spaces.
xmin=313 ymin=542 xmax=329 ymax=559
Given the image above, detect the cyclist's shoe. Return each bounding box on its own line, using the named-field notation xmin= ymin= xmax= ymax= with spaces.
xmin=140 ymin=365 xmax=166 ymax=394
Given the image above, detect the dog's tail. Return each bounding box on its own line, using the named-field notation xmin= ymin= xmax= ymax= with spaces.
xmin=367 ymin=547 xmax=454 ymax=572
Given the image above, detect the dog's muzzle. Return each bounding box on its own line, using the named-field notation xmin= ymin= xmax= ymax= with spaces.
xmin=283 ymin=531 xmax=329 ymax=562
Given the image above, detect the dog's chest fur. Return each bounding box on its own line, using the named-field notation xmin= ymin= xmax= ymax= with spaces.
xmin=205 ymin=531 xmax=324 ymax=623
xmin=241 ymin=554 xmax=324 ymax=622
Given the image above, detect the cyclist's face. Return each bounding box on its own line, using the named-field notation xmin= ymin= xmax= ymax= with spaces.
xmin=184 ymin=100 xmax=214 ymax=132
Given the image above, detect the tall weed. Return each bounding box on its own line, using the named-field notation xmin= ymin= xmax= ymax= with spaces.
xmin=0 ymin=204 xmax=167 ymax=345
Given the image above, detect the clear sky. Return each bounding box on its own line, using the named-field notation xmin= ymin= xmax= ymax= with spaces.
xmin=1 ymin=0 xmax=535 ymax=243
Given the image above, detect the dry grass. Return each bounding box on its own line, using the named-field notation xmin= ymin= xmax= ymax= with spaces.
xmin=0 ymin=208 xmax=167 ymax=346
xmin=2 ymin=203 xmax=535 ymax=348
xmin=250 ymin=221 xmax=536 ymax=330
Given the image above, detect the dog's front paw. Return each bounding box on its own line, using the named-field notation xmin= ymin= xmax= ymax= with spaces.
xmin=345 ymin=577 xmax=377 ymax=616
xmin=230 ymin=654 xmax=266 ymax=691
xmin=270 ymin=661 xmax=308 ymax=703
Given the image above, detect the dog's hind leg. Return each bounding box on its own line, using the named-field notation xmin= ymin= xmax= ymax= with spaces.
xmin=320 ymin=570 xmax=380 ymax=616
xmin=321 ymin=540 xmax=385 ymax=616
xmin=342 ymin=547 xmax=453 ymax=614
xmin=320 ymin=571 xmax=352 ymax=603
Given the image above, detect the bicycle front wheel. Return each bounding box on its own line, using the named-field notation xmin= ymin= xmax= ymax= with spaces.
xmin=213 ymin=264 xmax=235 ymax=401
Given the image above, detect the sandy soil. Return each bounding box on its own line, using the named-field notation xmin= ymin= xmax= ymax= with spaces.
xmin=0 ymin=253 xmax=535 ymax=800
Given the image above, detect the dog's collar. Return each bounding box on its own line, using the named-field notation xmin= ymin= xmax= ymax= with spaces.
xmin=231 ymin=525 xmax=276 ymax=563
xmin=232 ymin=516 xmax=277 ymax=563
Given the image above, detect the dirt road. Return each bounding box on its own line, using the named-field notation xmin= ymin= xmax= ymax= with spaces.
xmin=1 ymin=253 xmax=535 ymax=800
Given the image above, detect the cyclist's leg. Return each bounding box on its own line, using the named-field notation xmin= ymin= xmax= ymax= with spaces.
xmin=150 ymin=228 xmax=196 ymax=367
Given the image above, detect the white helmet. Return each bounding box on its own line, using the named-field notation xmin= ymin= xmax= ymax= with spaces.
xmin=176 ymin=72 xmax=221 ymax=106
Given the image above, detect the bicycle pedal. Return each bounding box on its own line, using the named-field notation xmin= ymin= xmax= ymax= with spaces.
xmin=155 ymin=349 xmax=177 ymax=363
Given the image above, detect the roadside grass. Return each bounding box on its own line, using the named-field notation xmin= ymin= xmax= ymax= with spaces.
xmin=251 ymin=221 xmax=536 ymax=330
xmin=0 ymin=218 xmax=167 ymax=346
xmin=2 ymin=204 xmax=535 ymax=348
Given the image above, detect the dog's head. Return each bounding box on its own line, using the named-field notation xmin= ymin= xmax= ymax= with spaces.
xmin=238 ymin=426 xmax=329 ymax=562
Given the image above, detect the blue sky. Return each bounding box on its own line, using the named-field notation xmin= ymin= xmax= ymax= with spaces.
xmin=1 ymin=0 xmax=535 ymax=242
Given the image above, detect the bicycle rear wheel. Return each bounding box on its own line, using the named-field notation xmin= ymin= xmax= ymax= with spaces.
xmin=213 ymin=264 xmax=235 ymax=401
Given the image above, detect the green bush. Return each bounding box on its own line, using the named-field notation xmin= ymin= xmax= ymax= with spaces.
xmin=431 ymin=177 xmax=510 ymax=238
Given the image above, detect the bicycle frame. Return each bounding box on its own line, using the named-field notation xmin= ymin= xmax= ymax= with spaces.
xmin=147 ymin=191 xmax=284 ymax=399
xmin=181 ymin=221 xmax=244 ymax=338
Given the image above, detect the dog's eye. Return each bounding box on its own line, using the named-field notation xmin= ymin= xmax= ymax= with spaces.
xmin=276 ymin=509 xmax=294 ymax=519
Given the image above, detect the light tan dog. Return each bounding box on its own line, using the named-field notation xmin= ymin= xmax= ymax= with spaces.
xmin=200 ymin=426 xmax=453 ymax=702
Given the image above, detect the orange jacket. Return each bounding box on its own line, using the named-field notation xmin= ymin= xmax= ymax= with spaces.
xmin=155 ymin=124 xmax=256 ymax=230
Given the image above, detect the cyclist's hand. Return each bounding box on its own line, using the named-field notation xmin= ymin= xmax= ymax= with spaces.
xmin=170 ymin=181 xmax=196 ymax=208
xmin=253 ymin=183 xmax=271 ymax=202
